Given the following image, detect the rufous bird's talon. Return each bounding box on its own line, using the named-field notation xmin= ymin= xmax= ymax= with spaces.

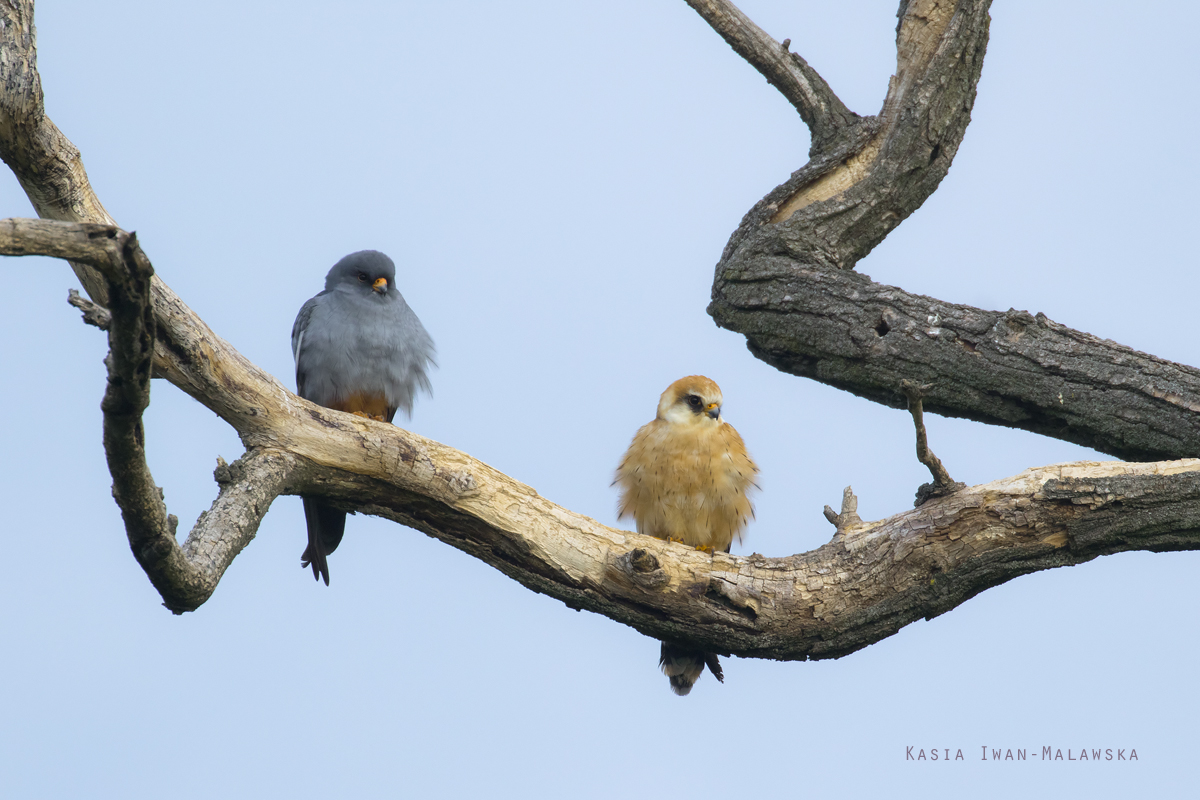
xmin=614 ymin=375 xmax=759 ymax=695
xmin=351 ymin=410 xmax=371 ymax=418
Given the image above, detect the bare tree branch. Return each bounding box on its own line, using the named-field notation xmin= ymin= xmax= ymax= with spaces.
xmin=700 ymin=0 xmax=1200 ymax=461
xmin=0 ymin=218 xmax=298 ymax=612
xmin=4 ymin=0 xmax=1200 ymax=670
xmin=0 ymin=0 xmax=115 ymax=305
xmin=93 ymin=229 xmax=292 ymax=612
xmin=683 ymin=0 xmax=860 ymax=152
xmin=4 ymin=220 xmax=1200 ymax=656
xmin=0 ymin=217 xmax=128 ymax=269
xmin=96 ymin=231 xmax=167 ymax=595
xmin=714 ymin=260 xmax=1200 ymax=461
xmin=710 ymin=0 xmax=990 ymax=265
xmin=126 ymin=445 xmax=300 ymax=613
xmin=823 ymin=485 xmax=863 ymax=538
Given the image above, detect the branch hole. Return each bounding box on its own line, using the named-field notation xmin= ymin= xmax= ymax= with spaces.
xmin=874 ymin=318 xmax=891 ymax=337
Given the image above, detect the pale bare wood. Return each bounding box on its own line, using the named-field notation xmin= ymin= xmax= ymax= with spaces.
xmin=3 ymin=0 xmax=1200 ymax=666
xmin=5 ymin=217 xmax=1200 ymax=655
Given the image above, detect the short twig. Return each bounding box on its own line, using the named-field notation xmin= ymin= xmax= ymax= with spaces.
xmin=824 ymin=485 xmax=863 ymax=538
xmin=67 ymin=288 xmax=111 ymax=330
xmin=900 ymin=380 xmax=964 ymax=505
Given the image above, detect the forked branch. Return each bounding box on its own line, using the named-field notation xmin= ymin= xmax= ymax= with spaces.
xmin=0 ymin=219 xmax=298 ymax=612
xmin=4 ymin=220 xmax=1200 ymax=656
xmin=682 ymin=0 xmax=860 ymax=152
xmin=699 ymin=0 xmax=1200 ymax=461
xmin=3 ymin=0 xmax=1200 ymax=664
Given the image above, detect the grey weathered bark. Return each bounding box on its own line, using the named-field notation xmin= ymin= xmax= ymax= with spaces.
xmin=2 ymin=0 xmax=1199 ymax=661
xmin=704 ymin=0 xmax=1200 ymax=462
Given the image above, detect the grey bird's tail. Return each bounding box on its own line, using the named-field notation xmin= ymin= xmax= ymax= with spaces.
xmin=659 ymin=641 xmax=724 ymax=696
xmin=301 ymin=497 xmax=346 ymax=585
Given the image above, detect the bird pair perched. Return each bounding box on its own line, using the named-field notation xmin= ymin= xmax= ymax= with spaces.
xmin=293 ymin=252 xmax=758 ymax=696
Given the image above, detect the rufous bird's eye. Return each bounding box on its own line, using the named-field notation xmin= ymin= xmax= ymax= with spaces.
xmin=686 ymin=395 xmax=702 ymax=410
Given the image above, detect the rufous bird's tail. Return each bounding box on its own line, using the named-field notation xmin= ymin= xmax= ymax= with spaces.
xmin=660 ymin=641 xmax=725 ymax=696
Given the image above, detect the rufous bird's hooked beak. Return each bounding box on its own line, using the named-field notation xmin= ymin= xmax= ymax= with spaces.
xmin=706 ymin=403 xmax=720 ymax=420
xmin=372 ymin=277 xmax=389 ymax=294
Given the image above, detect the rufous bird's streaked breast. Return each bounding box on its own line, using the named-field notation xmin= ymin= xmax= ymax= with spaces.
xmin=613 ymin=375 xmax=758 ymax=695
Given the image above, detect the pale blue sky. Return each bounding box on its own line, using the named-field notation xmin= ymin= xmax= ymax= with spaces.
xmin=2 ymin=1 xmax=1197 ymax=797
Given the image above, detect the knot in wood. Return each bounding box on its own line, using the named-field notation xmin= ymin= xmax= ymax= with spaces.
xmin=213 ymin=455 xmax=238 ymax=487
xmin=627 ymin=548 xmax=659 ymax=573
xmin=914 ymin=479 xmax=966 ymax=507
xmin=999 ymin=308 xmax=1038 ymax=335
xmin=613 ymin=548 xmax=669 ymax=591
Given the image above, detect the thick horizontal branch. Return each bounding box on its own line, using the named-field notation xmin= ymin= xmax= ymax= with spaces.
xmin=711 ymin=261 xmax=1200 ymax=461
xmin=57 ymin=223 xmax=1200 ymax=648
xmin=7 ymin=215 xmax=1200 ymax=655
xmin=309 ymin=449 xmax=1200 ymax=662
xmin=693 ymin=0 xmax=1199 ymax=461
xmin=683 ymin=0 xmax=859 ymax=152
xmin=0 ymin=217 xmax=136 ymax=270
xmin=6 ymin=0 xmax=1200 ymax=667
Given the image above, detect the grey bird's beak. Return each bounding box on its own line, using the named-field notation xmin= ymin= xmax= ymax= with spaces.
xmin=372 ymin=277 xmax=388 ymax=294
xmin=706 ymin=403 xmax=720 ymax=420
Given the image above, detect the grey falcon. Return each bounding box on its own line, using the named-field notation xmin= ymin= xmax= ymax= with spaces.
xmin=292 ymin=250 xmax=435 ymax=585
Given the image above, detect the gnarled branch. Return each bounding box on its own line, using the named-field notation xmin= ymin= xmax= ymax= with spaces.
xmin=700 ymin=0 xmax=1200 ymax=461
xmin=7 ymin=215 xmax=1200 ymax=653
xmin=3 ymin=0 xmax=1200 ymax=669
xmin=3 ymin=221 xmax=1200 ymax=658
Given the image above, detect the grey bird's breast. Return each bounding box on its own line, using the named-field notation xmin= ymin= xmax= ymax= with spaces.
xmin=293 ymin=287 xmax=435 ymax=417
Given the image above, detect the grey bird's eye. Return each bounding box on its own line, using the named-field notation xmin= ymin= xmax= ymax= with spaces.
xmin=357 ymin=272 xmax=368 ymax=282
